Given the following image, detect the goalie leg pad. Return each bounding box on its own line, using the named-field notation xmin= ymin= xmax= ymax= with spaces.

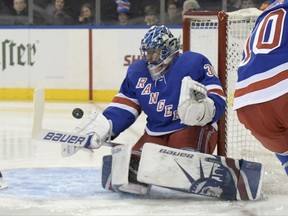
xmin=113 ymin=157 xmax=150 ymax=195
xmin=137 ymin=143 xmax=263 ymax=200
xmin=111 ymin=144 xmax=134 ymax=186
xmin=102 ymin=144 xmax=150 ymax=195
xmin=276 ymin=153 xmax=288 ymax=175
xmin=115 ymin=183 xmax=150 ymax=195
xmin=102 ymin=155 xmax=114 ymax=191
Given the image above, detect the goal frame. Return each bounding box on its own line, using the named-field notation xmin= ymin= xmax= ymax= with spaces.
xmin=182 ymin=11 xmax=228 ymax=157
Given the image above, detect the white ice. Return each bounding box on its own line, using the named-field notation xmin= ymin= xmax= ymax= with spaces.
xmin=0 ymin=101 xmax=287 ymax=216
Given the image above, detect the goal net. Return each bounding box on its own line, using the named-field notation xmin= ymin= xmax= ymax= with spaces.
xmin=182 ymin=9 xmax=281 ymax=175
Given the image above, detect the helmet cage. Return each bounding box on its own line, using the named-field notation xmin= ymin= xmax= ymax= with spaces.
xmin=140 ymin=25 xmax=179 ymax=66
xmin=140 ymin=25 xmax=179 ymax=80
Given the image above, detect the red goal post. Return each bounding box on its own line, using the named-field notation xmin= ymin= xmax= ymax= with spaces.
xmin=183 ymin=11 xmax=227 ymax=157
xmin=182 ymin=9 xmax=267 ymax=160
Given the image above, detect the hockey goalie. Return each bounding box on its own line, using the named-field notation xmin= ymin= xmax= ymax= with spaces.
xmin=33 ymin=25 xmax=263 ymax=200
xmin=65 ymin=25 xmax=263 ymax=200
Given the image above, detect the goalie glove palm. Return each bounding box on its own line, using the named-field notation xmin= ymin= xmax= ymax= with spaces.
xmin=178 ymin=76 xmax=215 ymax=126
xmin=74 ymin=108 xmax=112 ymax=149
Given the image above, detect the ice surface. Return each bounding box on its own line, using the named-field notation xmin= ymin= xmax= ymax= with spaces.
xmin=0 ymin=101 xmax=287 ymax=216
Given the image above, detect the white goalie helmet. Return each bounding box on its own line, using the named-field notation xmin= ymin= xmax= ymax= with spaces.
xmin=140 ymin=25 xmax=180 ymax=81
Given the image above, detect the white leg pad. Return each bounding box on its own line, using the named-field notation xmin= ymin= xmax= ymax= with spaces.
xmin=137 ymin=143 xmax=264 ymax=200
xmin=117 ymin=183 xmax=150 ymax=195
xmin=111 ymin=143 xmax=134 ymax=186
xmin=111 ymin=143 xmax=150 ymax=195
xmin=137 ymin=143 xmax=203 ymax=190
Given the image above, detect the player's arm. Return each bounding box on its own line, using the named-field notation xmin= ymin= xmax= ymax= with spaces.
xmin=74 ymin=78 xmax=141 ymax=149
xmin=103 ymin=73 xmax=142 ymax=139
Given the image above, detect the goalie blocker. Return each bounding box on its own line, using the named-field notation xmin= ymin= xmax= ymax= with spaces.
xmin=102 ymin=143 xmax=263 ymax=201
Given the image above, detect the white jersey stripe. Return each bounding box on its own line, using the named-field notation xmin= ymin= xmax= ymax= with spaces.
xmin=234 ymin=79 xmax=288 ymax=109
xmin=108 ymin=102 xmax=140 ymax=118
xmin=115 ymin=93 xmax=139 ymax=105
xmin=236 ymin=62 xmax=288 ymax=89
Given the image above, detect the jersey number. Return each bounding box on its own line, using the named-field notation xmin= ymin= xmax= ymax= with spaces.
xmin=240 ymin=9 xmax=286 ymax=66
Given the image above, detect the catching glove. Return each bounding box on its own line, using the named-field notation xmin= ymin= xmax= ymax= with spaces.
xmin=178 ymin=76 xmax=215 ymax=126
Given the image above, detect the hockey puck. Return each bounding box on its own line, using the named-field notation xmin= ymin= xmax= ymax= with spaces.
xmin=72 ymin=108 xmax=84 ymax=119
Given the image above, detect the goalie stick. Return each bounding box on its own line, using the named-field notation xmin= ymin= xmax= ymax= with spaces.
xmin=31 ymin=88 xmax=119 ymax=157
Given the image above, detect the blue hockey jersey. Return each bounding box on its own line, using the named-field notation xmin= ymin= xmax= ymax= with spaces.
xmin=234 ymin=0 xmax=288 ymax=109
xmin=103 ymin=51 xmax=226 ymax=139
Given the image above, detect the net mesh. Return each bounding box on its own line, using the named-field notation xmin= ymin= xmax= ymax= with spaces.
xmin=225 ymin=8 xmax=263 ymax=161
xmin=183 ymin=9 xmax=282 ymax=177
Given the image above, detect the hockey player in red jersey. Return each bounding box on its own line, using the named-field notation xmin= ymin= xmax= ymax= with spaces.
xmin=234 ymin=0 xmax=288 ymax=175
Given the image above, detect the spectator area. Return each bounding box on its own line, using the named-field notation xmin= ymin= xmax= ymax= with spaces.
xmin=0 ymin=0 xmax=263 ymax=26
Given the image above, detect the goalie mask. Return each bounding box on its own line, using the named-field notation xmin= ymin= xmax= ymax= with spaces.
xmin=140 ymin=25 xmax=180 ymax=81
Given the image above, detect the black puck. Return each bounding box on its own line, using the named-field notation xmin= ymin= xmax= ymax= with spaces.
xmin=72 ymin=108 xmax=84 ymax=119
